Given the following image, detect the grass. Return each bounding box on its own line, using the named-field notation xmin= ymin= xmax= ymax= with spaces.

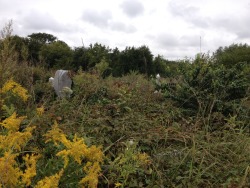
xmin=0 ymin=23 xmax=249 ymax=187
xmin=24 ymin=70 xmax=249 ymax=187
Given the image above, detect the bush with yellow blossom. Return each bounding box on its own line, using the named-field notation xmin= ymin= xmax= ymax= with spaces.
xmin=0 ymin=79 xmax=104 ymax=188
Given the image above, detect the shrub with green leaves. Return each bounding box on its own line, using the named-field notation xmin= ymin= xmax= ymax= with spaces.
xmin=159 ymin=58 xmax=249 ymax=130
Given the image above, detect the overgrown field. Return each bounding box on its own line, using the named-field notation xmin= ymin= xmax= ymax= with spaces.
xmin=0 ymin=23 xmax=250 ymax=188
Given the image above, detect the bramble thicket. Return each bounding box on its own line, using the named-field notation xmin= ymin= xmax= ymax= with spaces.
xmin=0 ymin=21 xmax=250 ymax=187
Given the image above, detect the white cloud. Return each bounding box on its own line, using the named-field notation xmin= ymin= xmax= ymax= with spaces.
xmin=0 ymin=0 xmax=250 ymax=59
xmin=120 ymin=0 xmax=144 ymax=18
xmin=109 ymin=21 xmax=137 ymax=33
xmin=82 ymin=9 xmax=112 ymax=28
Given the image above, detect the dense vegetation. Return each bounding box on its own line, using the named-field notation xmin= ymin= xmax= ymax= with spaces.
xmin=0 ymin=21 xmax=250 ymax=187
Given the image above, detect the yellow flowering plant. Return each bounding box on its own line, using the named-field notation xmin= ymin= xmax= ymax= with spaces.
xmin=0 ymin=78 xmax=37 ymax=187
xmin=0 ymin=113 xmax=39 ymax=187
xmin=0 ymin=78 xmax=106 ymax=187
xmin=0 ymin=78 xmax=29 ymax=119
xmin=44 ymin=121 xmax=104 ymax=188
xmin=35 ymin=169 xmax=64 ymax=188
xmin=36 ymin=105 xmax=44 ymax=116
xmin=0 ymin=78 xmax=29 ymax=102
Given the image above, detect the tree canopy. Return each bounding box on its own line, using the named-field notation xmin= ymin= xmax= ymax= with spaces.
xmin=3 ymin=29 xmax=250 ymax=78
xmin=213 ymin=43 xmax=250 ymax=67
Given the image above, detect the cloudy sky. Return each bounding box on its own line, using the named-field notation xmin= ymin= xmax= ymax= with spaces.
xmin=0 ymin=0 xmax=250 ymax=60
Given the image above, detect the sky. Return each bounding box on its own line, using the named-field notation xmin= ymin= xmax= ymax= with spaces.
xmin=0 ymin=0 xmax=250 ymax=60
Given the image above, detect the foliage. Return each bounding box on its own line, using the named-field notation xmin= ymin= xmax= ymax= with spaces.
xmin=213 ymin=43 xmax=250 ymax=68
xmin=28 ymin=33 xmax=57 ymax=44
xmin=0 ymin=22 xmax=250 ymax=188
xmin=118 ymin=45 xmax=154 ymax=76
xmin=27 ymin=33 xmax=57 ymax=64
xmin=0 ymin=79 xmax=104 ymax=188
xmin=39 ymin=40 xmax=73 ymax=69
xmin=0 ymin=20 xmax=18 ymax=86
xmin=107 ymin=141 xmax=153 ymax=187
xmin=157 ymin=55 xmax=249 ymax=131
xmin=72 ymin=46 xmax=89 ymax=71
xmin=94 ymin=58 xmax=111 ymax=78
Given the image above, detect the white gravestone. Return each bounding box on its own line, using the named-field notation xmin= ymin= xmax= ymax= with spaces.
xmin=53 ymin=70 xmax=73 ymax=98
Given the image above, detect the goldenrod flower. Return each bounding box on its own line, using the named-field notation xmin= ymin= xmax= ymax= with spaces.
xmin=1 ymin=79 xmax=16 ymax=93
xmin=1 ymin=78 xmax=29 ymax=101
xmin=84 ymin=145 xmax=104 ymax=163
xmin=44 ymin=122 xmax=104 ymax=187
xmin=0 ymin=110 xmax=36 ymax=187
xmin=0 ymin=112 xmax=26 ymax=132
xmin=136 ymin=152 xmax=151 ymax=166
xmin=0 ymin=126 xmax=35 ymax=152
xmin=0 ymin=152 xmax=22 ymax=187
xmin=34 ymin=169 xmax=64 ymax=188
xmin=56 ymin=135 xmax=88 ymax=168
xmin=36 ymin=106 xmax=44 ymax=116
xmin=44 ymin=121 xmax=65 ymax=146
xmin=22 ymin=154 xmax=41 ymax=186
xmin=44 ymin=122 xmax=103 ymax=167
xmin=79 ymin=161 xmax=101 ymax=188
xmin=115 ymin=182 xmax=122 ymax=187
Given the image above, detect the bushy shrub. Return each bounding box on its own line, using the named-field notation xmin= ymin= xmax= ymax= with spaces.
xmin=158 ymin=57 xmax=250 ymax=130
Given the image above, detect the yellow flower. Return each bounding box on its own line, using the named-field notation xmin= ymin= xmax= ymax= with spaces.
xmin=36 ymin=106 xmax=44 ymax=116
xmin=0 ymin=110 xmax=36 ymax=187
xmin=0 ymin=126 xmax=35 ymax=152
xmin=115 ymin=182 xmax=122 ymax=188
xmin=84 ymin=145 xmax=104 ymax=163
xmin=0 ymin=112 xmax=26 ymax=132
xmin=1 ymin=78 xmax=29 ymax=101
xmin=22 ymin=154 xmax=41 ymax=186
xmin=79 ymin=161 xmax=101 ymax=188
xmin=136 ymin=152 xmax=151 ymax=166
xmin=44 ymin=121 xmax=65 ymax=146
xmin=44 ymin=122 xmax=103 ymax=167
xmin=56 ymin=135 xmax=88 ymax=168
xmin=44 ymin=122 xmax=104 ymax=187
xmin=35 ymin=169 xmax=64 ymax=188
xmin=0 ymin=152 xmax=22 ymax=187
xmin=1 ymin=79 xmax=16 ymax=93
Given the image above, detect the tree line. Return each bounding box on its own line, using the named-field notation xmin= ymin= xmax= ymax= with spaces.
xmin=1 ymin=31 xmax=250 ymax=77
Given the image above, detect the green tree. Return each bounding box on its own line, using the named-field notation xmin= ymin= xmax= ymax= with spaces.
xmin=39 ymin=40 xmax=73 ymax=69
xmin=137 ymin=45 xmax=153 ymax=76
xmin=109 ymin=47 xmax=121 ymax=76
xmin=72 ymin=46 xmax=88 ymax=71
xmin=9 ymin=35 xmax=29 ymax=62
xmin=213 ymin=43 xmax=250 ymax=68
xmin=153 ymin=55 xmax=168 ymax=76
xmin=72 ymin=43 xmax=111 ymax=72
xmin=118 ymin=45 xmax=154 ymax=76
xmin=27 ymin=33 xmax=57 ymax=64
xmin=86 ymin=43 xmax=111 ymax=69
xmin=28 ymin=33 xmax=57 ymax=44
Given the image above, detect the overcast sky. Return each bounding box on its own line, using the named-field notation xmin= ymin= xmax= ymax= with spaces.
xmin=1 ymin=0 xmax=250 ymax=60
